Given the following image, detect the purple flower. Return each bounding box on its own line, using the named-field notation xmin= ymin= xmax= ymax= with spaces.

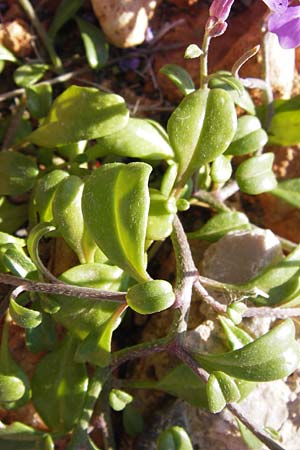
xmin=268 ymin=6 xmax=300 ymax=48
xmin=262 ymin=0 xmax=300 ymax=49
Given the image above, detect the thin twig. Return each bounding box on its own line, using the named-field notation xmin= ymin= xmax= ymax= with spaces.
xmin=173 ymin=348 xmax=285 ymax=450
xmin=0 ymin=67 xmax=88 ymax=102
xmin=18 ymin=0 xmax=62 ymax=70
xmin=193 ymin=280 xmax=227 ymax=314
xmin=227 ymin=403 xmax=286 ymax=450
xmin=0 ymin=272 xmax=126 ymax=302
xmin=111 ymin=337 xmax=169 ymax=369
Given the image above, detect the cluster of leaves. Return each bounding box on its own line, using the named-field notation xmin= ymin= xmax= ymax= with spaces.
xmin=0 ymin=1 xmax=300 ymax=450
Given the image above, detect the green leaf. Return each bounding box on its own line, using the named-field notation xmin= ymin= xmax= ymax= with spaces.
xmin=26 ymin=312 xmax=57 ymax=353
xmin=156 ymin=364 xmax=208 ymax=408
xmin=271 ymin=178 xmax=300 ymax=208
xmin=188 ymin=211 xmax=250 ymax=241
xmin=52 ymin=175 xmax=97 ymax=263
xmin=26 ymin=83 xmax=52 ymax=119
xmin=0 ymin=152 xmax=38 ymax=195
xmin=197 ymin=319 xmax=300 ymax=381
xmin=243 ymin=242 xmax=300 ymax=295
xmin=51 ymin=263 xmax=122 ymax=339
xmin=210 ymin=155 xmax=232 ymax=184
xmin=226 ymin=302 xmax=248 ymax=325
xmin=0 ymin=45 xmax=18 ymax=62
xmin=82 ymin=162 xmax=152 ymax=282
xmin=0 ymin=231 xmax=24 ymax=247
xmin=2 ymin=245 xmax=36 ymax=277
xmin=109 ymin=389 xmax=133 ymax=411
xmin=0 ymin=60 xmax=5 ymax=73
xmin=235 ymin=153 xmax=277 ymax=195
xmin=75 ymin=304 xmax=126 ymax=366
xmin=167 ymin=88 xmax=237 ymax=184
xmin=208 ymin=72 xmax=255 ymax=114
xmin=28 ymin=85 xmax=129 ymax=147
xmin=213 ymin=371 xmax=241 ymax=403
xmin=268 ymin=97 xmax=300 ymax=145
xmin=237 ymin=419 xmax=264 ymax=450
xmin=32 ymin=335 xmax=88 ymax=432
xmin=147 ymin=189 xmax=177 ymax=241
xmin=49 ymin=0 xmax=84 ymax=38
xmin=76 ymin=17 xmax=109 ymax=69
xmin=126 ymin=279 xmax=175 ymax=314
xmin=123 ymin=404 xmax=144 ymax=437
xmin=0 ymin=322 xmax=31 ymax=409
xmin=88 ymin=118 xmax=174 ymax=161
xmin=0 ymin=197 xmax=28 ymax=234
xmin=159 ymin=64 xmax=195 ymax=95
xmin=33 ymin=169 xmax=69 ymax=223
xmin=9 ymin=297 xmax=42 ymax=328
xmin=157 ymin=426 xmax=194 ymax=450
xmin=225 ymin=115 xmax=268 ymax=156
xmin=219 ymin=316 xmax=253 ymax=350
xmin=0 ymin=422 xmax=52 ymax=450
xmin=66 ymin=428 xmax=100 ymax=450
xmin=13 ymin=64 xmax=49 ymax=87
xmin=184 ymin=44 xmax=203 ymax=59
xmin=206 ymin=373 xmax=226 ymax=413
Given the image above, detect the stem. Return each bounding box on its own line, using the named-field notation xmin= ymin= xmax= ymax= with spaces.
xmin=193 ymin=280 xmax=227 ymax=314
xmin=0 ymin=68 xmax=88 ymax=102
xmin=18 ymin=0 xmax=62 ymax=70
xmin=173 ymin=347 xmax=285 ymax=450
xmin=227 ymin=403 xmax=286 ymax=450
xmin=111 ymin=337 xmax=169 ymax=369
xmin=200 ymin=31 xmax=211 ymax=88
xmin=215 ymin=180 xmax=240 ymax=202
xmin=171 ymin=215 xmax=198 ymax=335
xmin=0 ymin=272 xmax=126 ymax=302
xmin=232 ymin=46 xmax=260 ymax=78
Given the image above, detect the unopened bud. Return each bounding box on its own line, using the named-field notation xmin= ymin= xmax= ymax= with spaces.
xmin=209 ymin=0 xmax=235 ymax=22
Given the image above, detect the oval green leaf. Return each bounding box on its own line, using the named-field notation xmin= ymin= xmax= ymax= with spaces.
xmin=167 ymin=88 xmax=237 ymax=184
xmin=82 ymin=162 xmax=152 ymax=282
xmin=159 ymin=64 xmax=195 ymax=96
xmin=88 ymin=118 xmax=174 ymax=161
xmin=28 ymin=85 xmax=129 ymax=147
xmin=0 ymin=152 xmax=38 ymax=195
xmin=188 ymin=211 xmax=250 ymax=241
xmin=32 ymin=336 xmax=88 ymax=432
xmin=76 ymin=17 xmax=109 ymax=69
xmin=26 ymin=83 xmax=52 ymax=119
xmin=197 ymin=319 xmax=300 ymax=381
xmin=13 ymin=64 xmax=49 ymax=87
xmin=235 ymin=153 xmax=277 ymax=195
xmin=157 ymin=426 xmax=194 ymax=450
xmin=225 ymin=115 xmax=268 ymax=156
xmin=126 ymin=279 xmax=175 ymax=314
xmin=9 ymin=297 xmax=42 ymax=329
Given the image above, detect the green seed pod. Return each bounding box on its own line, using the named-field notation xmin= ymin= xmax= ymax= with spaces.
xmin=157 ymin=426 xmax=194 ymax=450
xmin=126 ymin=279 xmax=175 ymax=314
xmin=225 ymin=115 xmax=268 ymax=156
xmin=109 ymin=389 xmax=133 ymax=411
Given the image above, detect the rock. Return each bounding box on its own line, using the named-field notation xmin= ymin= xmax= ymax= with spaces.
xmin=0 ymin=19 xmax=32 ymax=57
xmin=202 ymin=228 xmax=283 ymax=284
xmin=90 ymin=0 xmax=158 ymax=48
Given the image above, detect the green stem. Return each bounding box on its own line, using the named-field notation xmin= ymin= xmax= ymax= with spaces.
xmin=200 ymin=31 xmax=211 ymax=88
xmin=18 ymin=0 xmax=62 ymax=71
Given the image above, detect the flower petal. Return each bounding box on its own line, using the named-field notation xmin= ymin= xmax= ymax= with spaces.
xmin=268 ymin=6 xmax=300 ymax=49
xmin=262 ymin=0 xmax=288 ymax=14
